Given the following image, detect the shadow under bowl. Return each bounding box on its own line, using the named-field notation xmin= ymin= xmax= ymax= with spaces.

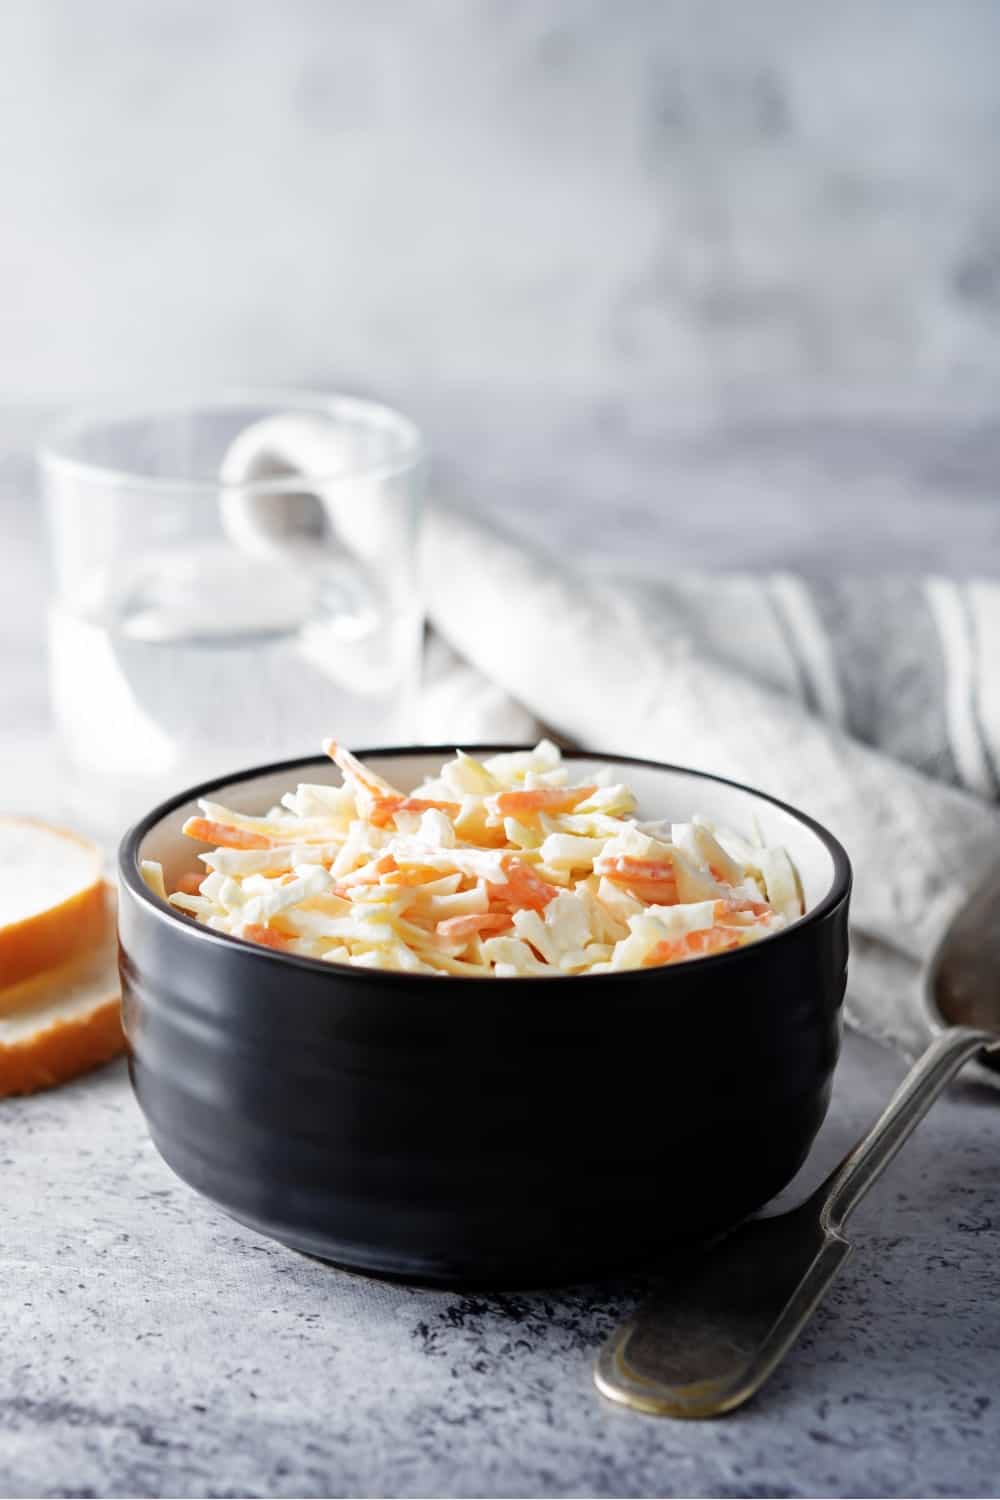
xmin=118 ymin=747 xmax=851 ymax=1287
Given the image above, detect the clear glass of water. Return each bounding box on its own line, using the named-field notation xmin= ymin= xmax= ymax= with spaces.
xmin=40 ymin=391 xmax=424 ymax=836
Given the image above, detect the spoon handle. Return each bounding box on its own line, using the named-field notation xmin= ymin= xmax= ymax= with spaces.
xmin=595 ymin=1025 xmax=997 ymax=1420
xmin=819 ymin=1026 xmax=995 ymax=1233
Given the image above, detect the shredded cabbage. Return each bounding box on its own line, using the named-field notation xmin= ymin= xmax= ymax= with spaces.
xmin=149 ymin=738 xmax=804 ymax=977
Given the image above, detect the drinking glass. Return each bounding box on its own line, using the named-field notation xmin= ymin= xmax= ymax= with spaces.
xmin=40 ymin=391 xmax=424 ymax=835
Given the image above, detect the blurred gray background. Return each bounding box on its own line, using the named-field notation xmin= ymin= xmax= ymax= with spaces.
xmin=2 ymin=0 xmax=999 ymax=408
xmin=2 ymin=0 xmax=999 ymax=628
xmin=5 ymin=0 xmax=1000 ymax=745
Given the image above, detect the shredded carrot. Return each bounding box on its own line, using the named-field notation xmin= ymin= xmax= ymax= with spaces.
xmin=614 ymin=880 xmax=679 ymax=905
xmin=183 ymin=817 xmax=275 ymax=850
xmin=436 ymin=912 xmax=513 ymax=941
xmin=490 ymin=785 xmax=596 ymax=818
xmin=323 ymin=740 xmax=400 ymax=804
xmin=240 ymin=923 xmax=293 ymax=951
xmin=643 ymin=927 xmax=742 ymax=967
xmin=595 ymin=855 xmax=677 ymax=883
xmin=488 ymin=859 xmax=559 ymax=911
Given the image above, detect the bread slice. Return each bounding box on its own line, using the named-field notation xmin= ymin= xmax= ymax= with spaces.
xmin=0 ymin=887 xmax=123 ymax=1097
xmin=0 ymin=818 xmax=106 ymax=989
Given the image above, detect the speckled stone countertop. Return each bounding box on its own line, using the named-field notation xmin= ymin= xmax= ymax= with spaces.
xmin=2 ymin=1037 xmax=999 ymax=1499
xmin=2 ymin=397 xmax=999 ymax=1498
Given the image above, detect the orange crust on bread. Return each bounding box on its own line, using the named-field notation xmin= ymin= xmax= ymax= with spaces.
xmin=0 ymin=819 xmax=106 ymax=989
xmin=0 ymin=991 xmax=124 ymax=1097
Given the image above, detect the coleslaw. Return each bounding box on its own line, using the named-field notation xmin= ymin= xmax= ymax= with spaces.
xmin=143 ymin=739 xmax=804 ymax=977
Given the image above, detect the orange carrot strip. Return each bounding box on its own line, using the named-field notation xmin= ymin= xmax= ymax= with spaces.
xmin=436 ymin=912 xmax=513 ymax=941
xmin=596 ymin=856 xmax=678 ymax=905
xmin=642 ymin=938 xmax=683 ymax=967
xmin=491 ymin=785 xmax=597 ymax=818
xmin=322 ymin=740 xmax=401 ymax=802
xmin=183 ymin=817 xmax=275 ymax=850
xmin=399 ymin=796 xmax=461 ymax=817
xmin=241 ymin=923 xmax=294 ymax=952
xmin=175 ymin=872 xmax=205 ymax=895
xmin=643 ymin=927 xmax=742 ymax=967
xmin=617 ymin=882 xmax=679 ymax=906
xmin=488 ymin=859 xmax=558 ymax=912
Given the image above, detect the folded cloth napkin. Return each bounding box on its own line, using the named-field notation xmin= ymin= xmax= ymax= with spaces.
xmin=220 ymin=416 xmax=1000 ymax=1059
xmin=422 ymin=503 xmax=1000 ymax=1058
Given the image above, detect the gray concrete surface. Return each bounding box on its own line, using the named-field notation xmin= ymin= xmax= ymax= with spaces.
xmin=1 ymin=1028 xmax=998 ymax=1498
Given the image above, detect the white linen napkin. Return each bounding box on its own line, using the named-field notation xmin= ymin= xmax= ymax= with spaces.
xmin=220 ymin=419 xmax=1000 ymax=1058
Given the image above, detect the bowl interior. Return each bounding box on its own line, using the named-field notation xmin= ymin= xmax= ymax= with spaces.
xmin=136 ymin=748 xmax=840 ymax=917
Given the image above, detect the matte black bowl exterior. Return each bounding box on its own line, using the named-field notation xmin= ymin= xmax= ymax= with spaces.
xmin=119 ymin=748 xmax=851 ymax=1286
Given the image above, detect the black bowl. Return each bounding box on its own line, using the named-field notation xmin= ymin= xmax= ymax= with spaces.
xmin=118 ymin=747 xmax=851 ymax=1286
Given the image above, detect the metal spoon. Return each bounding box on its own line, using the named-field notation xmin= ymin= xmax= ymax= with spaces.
xmin=595 ymin=865 xmax=1000 ymax=1419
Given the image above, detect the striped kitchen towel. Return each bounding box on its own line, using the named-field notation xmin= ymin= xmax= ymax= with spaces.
xmin=422 ymin=503 xmax=1000 ymax=1058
